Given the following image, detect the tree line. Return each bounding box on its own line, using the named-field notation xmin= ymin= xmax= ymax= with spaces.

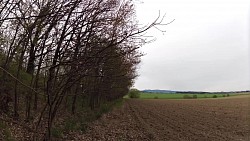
xmin=0 ymin=0 xmax=165 ymax=140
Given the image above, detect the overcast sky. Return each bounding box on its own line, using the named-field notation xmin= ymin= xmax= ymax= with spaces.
xmin=134 ymin=0 xmax=250 ymax=92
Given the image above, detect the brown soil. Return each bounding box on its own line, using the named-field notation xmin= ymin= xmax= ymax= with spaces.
xmin=73 ymin=95 xmax=250 ymax=141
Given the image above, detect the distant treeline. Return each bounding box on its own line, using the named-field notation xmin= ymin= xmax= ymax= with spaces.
xmin=142 ymin=90 xmax=250 ymax=94
xmin=177 ymin=91 xmax=250 ymax=94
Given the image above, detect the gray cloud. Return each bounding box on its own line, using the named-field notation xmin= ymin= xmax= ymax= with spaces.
xmin=134 ymin=0 xmax=250 ymax=92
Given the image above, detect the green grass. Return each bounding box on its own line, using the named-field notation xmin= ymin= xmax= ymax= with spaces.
xmin=51 ymin=127 xmax=63 ymax=138
xmin=0 ymin=121 xmax=15 ymax=141
xmin=124 ymin=92 xmax=239 ymax=99
xmin=62 ymin=98 xmax=124 ymax=134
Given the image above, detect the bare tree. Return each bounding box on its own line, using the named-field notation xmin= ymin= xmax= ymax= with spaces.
xmin=0 ymin=0 xmax=168 ymax=140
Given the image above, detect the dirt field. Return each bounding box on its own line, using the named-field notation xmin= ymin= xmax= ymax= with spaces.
xmin=73 ymin=95 xmax=250 ymax=141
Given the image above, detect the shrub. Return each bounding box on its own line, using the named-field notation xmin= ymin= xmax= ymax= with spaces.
xmin=192 ymin=95 xmax=197 ymax=99
xmin=222 ymin=95 xmax=225 ymax=97
xmin=183 ymin=95 xmax=192 ymax=99
xmin=154 ymin=96 xmax=158 ymax=99
xmin=227 ymin=94 xmax=230 ymax=97
xmin=128 ymin=89 xmax=140 ymax=98
xmin=213 ymin=95 xmax=217 ymax=98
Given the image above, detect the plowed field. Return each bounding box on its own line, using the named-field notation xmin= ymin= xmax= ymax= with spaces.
xmin=74 ymin=95 xmax=250 ymax=141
